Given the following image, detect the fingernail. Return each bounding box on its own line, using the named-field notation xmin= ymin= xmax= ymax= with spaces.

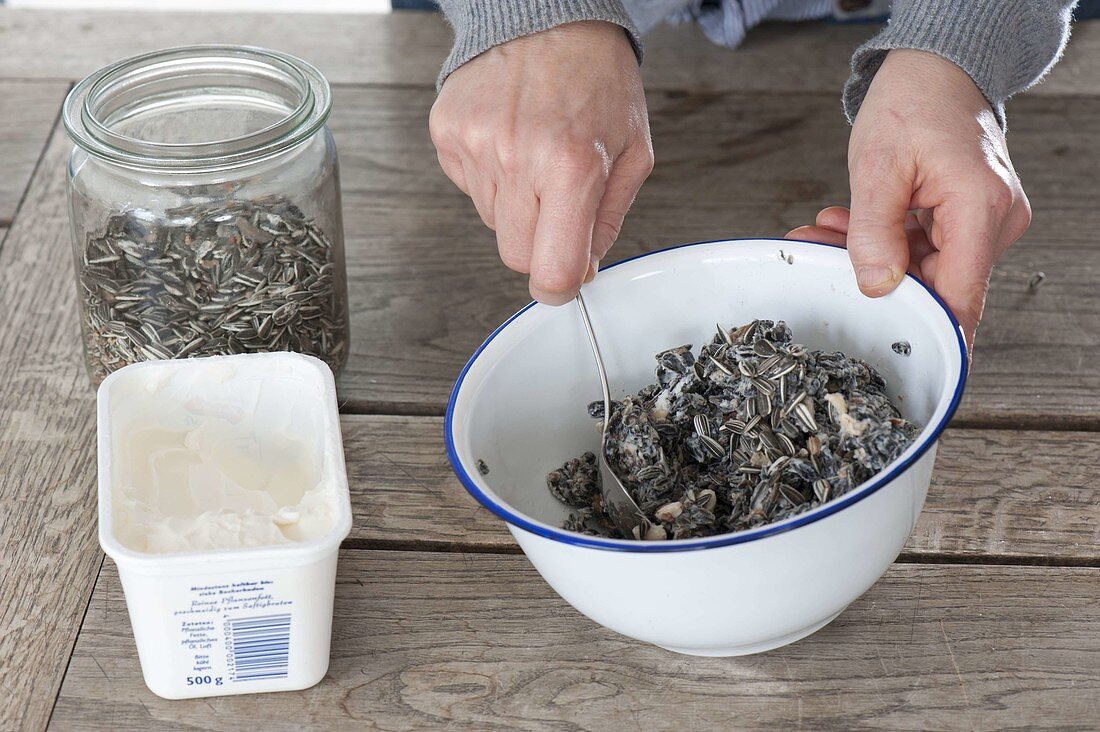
xmin=584 ymin=259 xmax=600 ymax=283
xmin=857 ymin=265 xmax=896 ymax=290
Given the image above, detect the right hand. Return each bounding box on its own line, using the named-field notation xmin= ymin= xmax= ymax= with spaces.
xmin=430 ymin=20 xmax=654 ymax=304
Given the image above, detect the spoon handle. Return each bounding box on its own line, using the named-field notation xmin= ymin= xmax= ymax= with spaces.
xmin=575 ymin=291 xmax=611 ymax=435
xmin=575 ymin=291 xmax=647 ymax=539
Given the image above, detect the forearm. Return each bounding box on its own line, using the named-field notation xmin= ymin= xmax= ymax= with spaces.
xmin=435 ymin=0 xmax=643 ymax=89
xmin=843 ymin=0 xmax=1078 ymax=127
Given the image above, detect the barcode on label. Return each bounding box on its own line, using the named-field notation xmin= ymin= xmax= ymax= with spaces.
xmin=226 ymin=613 xmax=291 ymax=682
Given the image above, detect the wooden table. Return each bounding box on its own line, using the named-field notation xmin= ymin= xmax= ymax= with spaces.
xmin=1 ymin=9 xmax=1097 ymax=730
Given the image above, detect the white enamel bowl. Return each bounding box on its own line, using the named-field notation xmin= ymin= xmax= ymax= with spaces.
xmin=446 ymin=239 xmax=966 ymax=656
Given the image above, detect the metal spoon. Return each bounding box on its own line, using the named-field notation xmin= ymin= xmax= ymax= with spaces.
xmin=575 ymin=291 xmax=649 ymax=540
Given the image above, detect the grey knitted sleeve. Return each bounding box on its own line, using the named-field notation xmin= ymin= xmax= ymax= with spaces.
xmin=435 ymin=0 xmax=644 ymax=89
xmin=843 ymin=0 xmax=1077 ymax=128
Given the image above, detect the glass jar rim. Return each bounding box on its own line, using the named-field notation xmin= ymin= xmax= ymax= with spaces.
xmin=63 ymin=44 xmax=331 ymax=172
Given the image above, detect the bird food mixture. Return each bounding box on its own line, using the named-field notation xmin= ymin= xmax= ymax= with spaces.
xmin=547 ymin=320 xmax=920 ymax=540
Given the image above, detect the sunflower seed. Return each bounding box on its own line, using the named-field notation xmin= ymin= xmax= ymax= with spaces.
xmin=754 ymin=339 xmax=777 ymax=357
xmin=709 ymin=356 xmax=733 ymax=375
xmin=751 ymin=376 xmax=776 ymax=396
xmin=724 ymin=418 xmax=747 ymax=434
xmin=699 ymin=434 xmax=726 ymax=459
xmin=757 ymin=353 xmax=783 ymax=374
xmin=793 ymin=401 xmax=818 ymax=432
xmin=75 ymin=196 xmax=349 ymax=384
xmin=779 ymin=484 xmax=805 ymax=506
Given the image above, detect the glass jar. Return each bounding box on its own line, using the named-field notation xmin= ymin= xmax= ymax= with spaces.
xmin=63 ymin=45 xmax=349 ymax=386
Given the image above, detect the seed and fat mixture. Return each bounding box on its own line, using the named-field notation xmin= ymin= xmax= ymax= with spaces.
xmin=547 ymin=320 xmax=920 ymax=540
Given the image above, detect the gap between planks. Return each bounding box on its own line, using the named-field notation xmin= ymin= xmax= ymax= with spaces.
xmin=336 ymin=399 xmax=1100 ymax=433
xmin=338 ymin=538 xmax=1100 ymax=568
xmin=0 ymin=82 xmax=71 ymax=233
xmin=43 ymin=553 xmax=105 ymax=732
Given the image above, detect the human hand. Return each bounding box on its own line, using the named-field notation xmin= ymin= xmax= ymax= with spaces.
xmin=430 ymin=21 xmax=653 ymax=304
xmin=787 ymin=49 xmax=1031 ymax=350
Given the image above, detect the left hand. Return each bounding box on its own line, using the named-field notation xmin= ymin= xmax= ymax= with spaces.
xmin=787 ymin=49 xmax=1032 ymax=351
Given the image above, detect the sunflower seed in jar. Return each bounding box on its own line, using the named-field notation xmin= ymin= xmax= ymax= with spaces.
xmin=74 ymin=196 xmax=349 ymax=385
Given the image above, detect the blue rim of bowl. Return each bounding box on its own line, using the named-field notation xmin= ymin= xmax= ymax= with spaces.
xmin=444 ymin=238 xmax=968 ymax=553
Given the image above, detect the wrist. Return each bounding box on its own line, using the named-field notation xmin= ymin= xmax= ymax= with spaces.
xmin=436 ymin=0 xmax=642 ymax=90
xmin=883 ymin=50 xmax=987 ymax=101
xmin=872 ymin=49 xmax=993 ymax=118
xmin=501 ymin=20 xmax=637 ymax=62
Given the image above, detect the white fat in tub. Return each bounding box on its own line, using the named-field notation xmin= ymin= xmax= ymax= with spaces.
xmin=108 ymin=357 xmax=339 ymax=554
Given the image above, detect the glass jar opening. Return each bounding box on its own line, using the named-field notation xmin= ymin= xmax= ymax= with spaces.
xmin=64 ymin=45 xmax=332 ymax=171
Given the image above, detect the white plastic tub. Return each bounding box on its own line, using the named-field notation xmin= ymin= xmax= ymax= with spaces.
xmin=97 ymin=352 xmax=352 ymax=699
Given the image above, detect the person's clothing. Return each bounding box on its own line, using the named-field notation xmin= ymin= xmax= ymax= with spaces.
xmin=844 ymin=0 xmax=1076 ymax=127
xmin=435 ymin=0 xmax=1078 ymax=126
xmin=648 ymin=0 xmax=832 ymax=51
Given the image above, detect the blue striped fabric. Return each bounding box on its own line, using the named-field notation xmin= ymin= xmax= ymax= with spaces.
xmin=626 ymin=0 xmax=833 ymax=48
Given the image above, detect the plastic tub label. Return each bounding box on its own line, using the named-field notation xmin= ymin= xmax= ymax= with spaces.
xmin=174 ymin=578 xmax=294 ymax=687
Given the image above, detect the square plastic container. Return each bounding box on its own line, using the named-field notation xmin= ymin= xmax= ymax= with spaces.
xmin=97 ymin=352 xmax=352 ymax=699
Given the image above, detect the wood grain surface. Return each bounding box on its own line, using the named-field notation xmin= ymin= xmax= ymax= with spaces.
xmin=2 ymin=8 xmax=1097 ymax=730
xmin=340 ymin=416 xmax=1100 ymax=563
xmin=0 ymin=132 xmax=101 ymax=732
xmin=50 ymin=553 xmax=1100 ymax=731
xmin=328 ymin=84 xmax=1100 ymax=425
xmin=0 ymin=80 xmax=69 ymax=225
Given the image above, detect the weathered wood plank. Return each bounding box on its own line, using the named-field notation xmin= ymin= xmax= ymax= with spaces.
xmin=50 ymin=554 xmax=1100 ymax=731
xmin=0 ymin=79 xmax=69 ymax=225
xmin=0 ymin=130 xmax=101 ymax=732
xmin=645 ymin=17 xmax=1099 ymax=99
xmin=330 ymin=85 xmax=1100 ymax=425
xmin=0 ymin=8 xmax=1096 ymax=99
xmin=340 ymin=416 xmax=1100 ymax=562
xmin=0 ymin=9 xmax=445 ymax=86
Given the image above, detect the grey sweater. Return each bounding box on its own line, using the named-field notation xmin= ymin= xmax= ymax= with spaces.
xmin=435 ymin=0 xmax=1077 ymax=127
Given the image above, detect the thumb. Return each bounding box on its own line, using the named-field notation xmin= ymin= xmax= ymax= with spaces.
xmin=923 ymin=203 xmax=997 ymax=350
xmin=591 ymin=146 xmax=653 ymax=264
xmin=846 ymin=154 xmax=914 ymax=296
